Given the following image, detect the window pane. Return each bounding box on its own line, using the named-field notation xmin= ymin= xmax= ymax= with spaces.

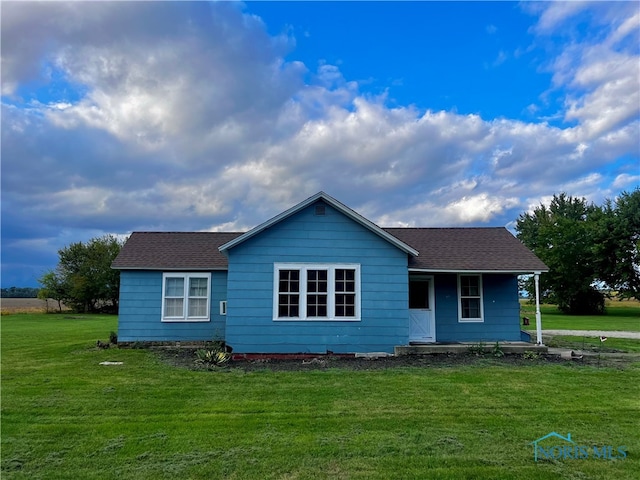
xmin=189 ymin=277 xmax=208 ymax=297
xmin=164 ymin=298 xmax=183 ymax=317
xmin=335 ymin=269 xmax=355 ymax=293
xmin=409 ymin=280 xmax=429 ymax=309
xmin=461 ymin=276 xmax=479 ymax=297
xmin=188 ymin=298 xmax=207 ymax=317
xmin=462 ymin=298 xmax=481 ymax=318
xmin=307 ymin=269 xmax=327 ymax=294
xmin=278 ymin=292 xmax=299 ymax=317
xmin=335 ymin=293 xmax=355 ymax=317
xmin=165 ymin=277 xmax=184 ymax=296
xmin=279 ymin=270 xmax=300 ymax=293
xmin=307 ymin=294 xmax=327 ymax=317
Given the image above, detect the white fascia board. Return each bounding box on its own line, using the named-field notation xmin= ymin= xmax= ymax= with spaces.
xmin=219 ymin=191 xmax=419 ymax=257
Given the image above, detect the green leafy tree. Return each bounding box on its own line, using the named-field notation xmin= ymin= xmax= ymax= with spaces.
xmin=41 ymin=235 xmax=125 ymax=313
xmin=591 ymin=189 xmax=640 ymax=299
xmin=516 ymin=194 xmax=604 ymax=314
xmin=516 ymin=189 xmax=640 ymax=314
xmin=37 ymin=271 xmax=67 ymax=312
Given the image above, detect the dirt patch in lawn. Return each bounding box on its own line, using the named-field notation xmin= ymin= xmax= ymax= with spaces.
xmin=151 ymin=348 xmax=632 ymax=372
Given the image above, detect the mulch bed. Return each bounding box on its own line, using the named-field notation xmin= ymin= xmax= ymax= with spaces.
xmin=149 ymin=347 xmax=616 ymax=372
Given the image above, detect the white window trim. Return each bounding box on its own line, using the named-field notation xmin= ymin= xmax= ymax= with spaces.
xmin=161 ymin=272 xmax=211 ymax=322
xmin=273 ymin=263 xmax=361 ymax=321
xmin=219 ymin=300 xmax=227 ymax=316
xmin=458 ymin=274 xmax=484 ymax=323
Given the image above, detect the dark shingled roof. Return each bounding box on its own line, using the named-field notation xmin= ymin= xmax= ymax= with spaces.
xmin=384 ymin=227 xmax=548 ymax=272
xmin=112 ymin=227 xmax=547 ymax=273
xmin=111 ymin=232 xmax=243 ymax=270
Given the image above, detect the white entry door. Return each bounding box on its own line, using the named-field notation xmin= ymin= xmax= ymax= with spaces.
xmin=409 ymin=275 xmax=435 ymax=343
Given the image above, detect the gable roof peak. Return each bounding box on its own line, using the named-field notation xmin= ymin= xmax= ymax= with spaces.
xmin=218 ymin=191 xmax=419 ymax=256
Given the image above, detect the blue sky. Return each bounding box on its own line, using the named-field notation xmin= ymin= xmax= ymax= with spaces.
xmin=2 ymin=1 xmax=639 ymax=287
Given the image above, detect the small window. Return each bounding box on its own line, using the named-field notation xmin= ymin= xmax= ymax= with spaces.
xmin=458 ymin=274 xmax=483 ymax=322
xmin=409 ymin=278 xmax=430 ymax=309
xmin=162 ymin=273 xmax=211 ymax=322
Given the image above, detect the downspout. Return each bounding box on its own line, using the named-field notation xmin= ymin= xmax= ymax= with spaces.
xmin=534 ymin=271 xmax=543 ymax=345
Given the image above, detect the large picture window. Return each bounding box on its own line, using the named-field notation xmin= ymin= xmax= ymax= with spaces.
xmin=162 ymin=273 xmax=211 ymax=322
xmin=458 ymin=274 xmax=483 ymax=322
xmin=274 ymin=264 xmax=360 ymax=321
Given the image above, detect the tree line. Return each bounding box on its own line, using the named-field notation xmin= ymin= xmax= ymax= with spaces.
xmin=38 ymin=235 xmax=125 ymax=313
xmin=1 ymin=287 xmax=40 ymax=298
xmin=516 ymin=189 xmax=639 ymax=314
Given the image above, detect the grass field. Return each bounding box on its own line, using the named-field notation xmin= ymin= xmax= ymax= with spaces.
xmin=521 ymin=300 xmax=640 ymax=332
xmin=2 ymin=314 xmax=639 ymax=479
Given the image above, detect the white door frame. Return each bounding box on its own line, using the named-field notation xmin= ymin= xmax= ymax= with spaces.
xmin=408 ymin=275 xmax=435 ymax=343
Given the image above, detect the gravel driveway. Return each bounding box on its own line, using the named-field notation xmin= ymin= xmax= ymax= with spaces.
xmin=538 ymin=329 xmax=640 ymax=339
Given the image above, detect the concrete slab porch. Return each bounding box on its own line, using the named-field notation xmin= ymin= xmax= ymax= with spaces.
xmin=395 ymin=342 xmax=548 ymax=356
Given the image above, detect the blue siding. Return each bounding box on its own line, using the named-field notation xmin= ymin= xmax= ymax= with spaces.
xmin=226 ymin=202 xmax=409 ymax=354
xmin=118 ymin=270 xmax=228 ymax=342
xmin=433 ymin=273 xmax=521 ymax=342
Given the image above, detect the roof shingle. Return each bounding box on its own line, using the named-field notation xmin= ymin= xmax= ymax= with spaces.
xmin=384 ymin=227 xmax=548 ymax=272
xmin=112 ymin=227 xmax=547 ymax=273
xmin=111 ymin=232 xmax=242 ymax=270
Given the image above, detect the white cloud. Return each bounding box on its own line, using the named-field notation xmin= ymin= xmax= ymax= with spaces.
xmin=612 ymin=173 xmax=640 ymax=190
xmin=445 ymin=194 xmax=520 ymax=223
xmin=529 ymin=1 xmax=591 ymax=35
xmin=1 ymin=1 xmax=638 ymax=285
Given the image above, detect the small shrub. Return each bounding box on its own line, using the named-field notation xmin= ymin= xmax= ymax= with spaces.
xmin=194 ymin=349 xmax=230 ymax=367
xmin=523 ymin=350 xmax=542 ymax=360
xmin=109 ymin=331 xmax=118 ymax=344
xmin=468 ymin=342 xmax=486 ymax=356
xmin=492 ymin=342 xmax=504 ymax=358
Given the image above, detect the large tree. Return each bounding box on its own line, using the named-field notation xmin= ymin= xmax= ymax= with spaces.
xmin=517 ymin=193 xmax=603 ymax=314
xmin=516 ymin=189 xmax=640 ymax=314
xmin=591 ymin=190 xmax=640 ymax=299
xmin=38 ymin=235 xmax=125 ymax=313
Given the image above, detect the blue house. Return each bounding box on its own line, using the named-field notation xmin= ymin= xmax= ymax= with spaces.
xmin=112 ymin=192 xmax=548 ymax=353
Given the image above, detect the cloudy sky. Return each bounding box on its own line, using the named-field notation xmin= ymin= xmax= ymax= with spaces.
xmin=2 ymin=1 xmax=639 ymax=287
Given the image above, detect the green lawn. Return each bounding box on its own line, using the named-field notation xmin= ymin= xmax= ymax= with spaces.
xmin=521 ymin=301 xmax=640 ymax=331
xmin=2 ymin=314 xmax=639 ymax=479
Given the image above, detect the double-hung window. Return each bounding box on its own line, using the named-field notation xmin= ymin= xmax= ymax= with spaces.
xmin=458 ymin=274 xmax=483 ymax=322
xmin=274 ymin=264 xmax=360 ymax=321
xmin=162 ymin=273 xmax=211 ymax=321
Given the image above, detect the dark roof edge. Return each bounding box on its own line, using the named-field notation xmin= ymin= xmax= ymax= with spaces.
xmin=113 ymin=267 xmax=229 ymax=271
xmin=408 ymin=268 xmax=549 ymax=274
